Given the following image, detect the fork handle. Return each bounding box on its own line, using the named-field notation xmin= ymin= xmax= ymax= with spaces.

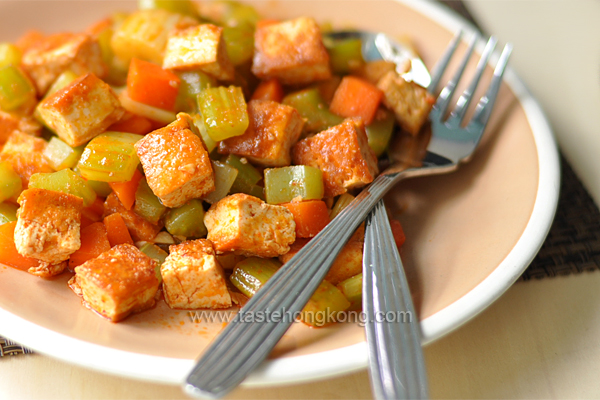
xmin=184 ymin=174 xmax=399 ymax=398
xmin=364 ymin=201 xmax=429 ymax=399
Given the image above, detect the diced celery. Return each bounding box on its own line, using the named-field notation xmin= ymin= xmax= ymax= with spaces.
xmin=197 ymin=86 xmax=249 ymax=142
xmin=191 ymin=113 xmax=218 ymax=153
xmin=282 ymin=88 xmax=343 ymax=134
xmin=336 ymin=273 xmax=362 ymax=311
xmin=247 ymin=184 xmax=265 ymax=201
xmin=0 ymin=65 xmax=35 ymax=112
xmin=201 ymin=1 xmax=260 ymax=27
xmin=45 ymin=70 xmax=79 ymax=98
xmin=77 ymin=132 xmax=143 ymax=182
xmin=164 ymin=199 xmax=207 ymax=238
xmin=222 ymin=24 xmax=254 ymax=66
xmin=176 ymin=71 xmax=216 ymax=113
xmin=87 ymin=179 xmax=113 ymax=198
xmin=0 ymin=43 xmax=21 ymax=68
xmin=216 ymin=253 xmax=245 ymax=270
xmin=0 ymin=202 xmax=18 ymax=225
xmin=224 ymin=155 xmax=262 ymax=196
xmin=43 ymin=136 xmax=85 ymax=170
xmin=301 ymin=280 xmax=351 ymax=327
xmin=202 ymin=161 xmax=238 ymax=204
xmin=264 ymin=166 xmax=324 ymax=205
xmin=329 ymin=193 xmax=355 ymax=219
xmin=323 ymin=37 xmax=364 ymax=75
xmin=229 ymin=257 xmax=282 ymax=297
xmin=0 ymin=161 xmax=22 ymax=203
xmin=119 ymin=91 xmax=177 ymax=125
xmin=138 ymin=242 xmax=168 ymax=281
xmin=366 ymin=108 xmax=395 ymax=157
xmin=29 ymin=169 xmax=97 ymax=207
xmin=138 ymin=0 xmax=198 ymax=18
xmin=134 ymin=178 xmax=166 ymax=224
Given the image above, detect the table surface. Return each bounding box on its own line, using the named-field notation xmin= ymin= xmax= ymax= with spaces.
xmin=3 ymin=1 xmax=600 ymax=399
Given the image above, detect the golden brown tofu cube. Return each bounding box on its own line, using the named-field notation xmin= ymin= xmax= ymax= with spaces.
xmin=161 ymin=239 xmax=232 ymax=309
xmin=252 ymin=17 xmax=331 ymax=85
xmin=204 ymin=193 xmax=296 ymax=257
xmin=72 ymin=243 xmax=160 ymax=322
xmin=0 ymin=130 xmax=53 ymax=186
xmin=377 ymin=71 xmax=434 ymax=136
xmin=280 ymin=226 xmax=364 ymax=285
xmin=36 ymin=73 xmax=125 ymax=147
xmin=103 ymin=192 xmax=162 ymax=242
xmin=14 ymin=188 xmax=83 ymax=264
xmin=28 ymin=260 xmax=68 ymax=279
xmin=218 ymin=100 xmax=304 ymax=167
xmin=135 ymin=113 xmax=215 ymax=208
xmin=163 ymin=24 xmax=234 ymax=81
xmin=111 ymin=9 xmax=198 ymax=65
xmin=21 ymin=32 xmax=107 ymax=95
xmin=0 ymin=111 xmax=41 ymax=145
xmin=292 ymin=119 xmax=379 ymax=197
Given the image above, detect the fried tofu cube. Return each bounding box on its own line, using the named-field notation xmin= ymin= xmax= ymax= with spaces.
xmin=161 ymin=239 xmax=232 ymax=309
xmin=163 ymin=24 xmax=235 ymax=81
xmin=28 ymin=260 xmax=68 ymax=279
xmin=280 ymin=226 xmax=364 ymax=285
xmin=0 ymin=111 xmax=41 ymax=145
xmin=0 ymin=130 xmax=53 ymax=186
xmin=218 ymin=100 xmax=304 ymax=167
xmin=377 ymin=71 xmax=434 ymax=136
xmin=204 ymin=193 xmax=296 ymax=257
xmin=111 ymin=9 xmax=198 ymax=65
xmin=103 ymin=192 xmax=162 ymax=242
xmin=14 ymin=188 xmax=83 ymax=264
xmin=292 ymin=119 xmax=379 ymax=197
xmin=36 ymin=73 xmax=125 ymax=147
xmin=252 ymin=17 xmax=331 ymax=85
xmin=135 ymin=113 xmax=215 ymax=208
xmin=21 ymin=32 xmax=106 ymax=95
xmin=71 ymin=243 xmax=160 ymax=322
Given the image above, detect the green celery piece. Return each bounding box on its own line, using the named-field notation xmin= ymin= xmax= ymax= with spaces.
xmin=301 ymin=280 xmax=351 ymax=327
xmin=191 ymin=113 xmax=218 ymax=153
xmin=197 ymin=86 xmax=249 ymax=142
xmin=323 ymin=37 xmax=364 ymax=75
xmin=222 ymin=24 xmax=254 ymax=66
xmin=0 ymin=202 xmax=18 ymax=225
xmin=134 ymin=178 xmax=166 ymax=224
xmin=87 ymin=179 xmax=113 ymax=198
xmin=138 ymin=0 xmax=198 ymax=17
xmin=0 ymin=65 xmax=35 ymax=111
xmin=0 ymin=43 xmax=21 ymax=68
xmin=43 ymin=137 xmax=85 ymax=170
xmin=330 ymin=193 xmax=355 ymax=219
xmin=138 ymin=242 xmax=168 ymax=281
xmin=45 ymin=70 xmax=79 ymax=98
xmin=29 ymin=169 xmax=97 ymax=207
xmin=223 ymin=1 xmax=260 ymax=27
xmin=336 ymin=273 xmax=363 ymax=311
xmin=202 ymin=161 xmax=238 ymax=204
xmin=282 ymin=88 xmax=343 ymax=134
xmin=77 ymin=132 xmax=143 ymax=182
xmin=366 ymin=108 xmax=396 ymax=157
xmin=264 ymin=165 xmax=324 ymax=205
xmin=224 ymin=155 xmax=262 ymax=196
xmin=164 ymin=199 xmax=207 ymax=238
xmin=229 ymin=257 xmax=282 ymax=298
xmin=0 ymin=161 xmax=22 ymax=203
xmin=176 ymin=71 xmax=216 ymax=113
xmin=247 ymin=184 xmax=265 ymax=201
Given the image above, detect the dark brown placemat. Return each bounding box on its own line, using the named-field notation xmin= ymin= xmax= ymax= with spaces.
xmin=0 ymin=337 xmax=33 ymax=357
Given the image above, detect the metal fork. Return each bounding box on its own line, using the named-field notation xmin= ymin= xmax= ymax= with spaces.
xmin=184 ymin=33 xmax=513 ymax=399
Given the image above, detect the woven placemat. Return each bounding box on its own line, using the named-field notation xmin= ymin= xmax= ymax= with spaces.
xmin=0 ymin=337 xmax=33 ymax=357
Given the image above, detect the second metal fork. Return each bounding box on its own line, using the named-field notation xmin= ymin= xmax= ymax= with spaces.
xmin=185 ymin=33 xmax=512 ymax=399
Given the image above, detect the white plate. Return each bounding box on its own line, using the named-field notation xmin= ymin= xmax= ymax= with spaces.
xmin=0 ymin=0 xmax=559 ymax=387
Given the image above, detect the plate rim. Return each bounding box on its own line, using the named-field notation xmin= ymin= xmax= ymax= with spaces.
xmin=0 ymin=0 xmax=560 ymax=387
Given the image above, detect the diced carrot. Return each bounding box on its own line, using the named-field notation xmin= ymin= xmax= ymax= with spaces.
xmin=0 ymin=221 xmax=44 ymax=271
xmin=109 ymin=114 xmax=154 ymax=135
xmin=256 ymin=19 xmax=279 ymax=29
xmin=251 ymin=79 xmax=284 ymax=102
xmin=389 ymin=219 xmax=406 ymax=249
xmin=329 ymin=76 xmax=383 ymax=125
xmin=103 ymin=212 xmax=134 ymax=247
xmin=80 ymin=196 xmax=105 ymax=229
xmin=108 ymin=169 xmax=143 ymax=211
xmin=282 ymin=200 xmax=330 ymax=238
xmin=68 ymin=222 xmax=111 ymax=269
xmin=15 ymin=29 xmax=45 ymax=52
xmin=127 ymin=58 xmax=180 ymax=111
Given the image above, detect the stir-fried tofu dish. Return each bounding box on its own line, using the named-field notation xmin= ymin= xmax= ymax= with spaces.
xmin=0 ymin=0 xmax=433 ymax=326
